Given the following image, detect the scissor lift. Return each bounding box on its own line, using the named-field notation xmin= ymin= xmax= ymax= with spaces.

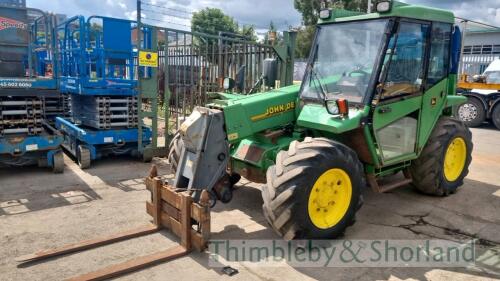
xmin=0 ymin=5 xmax=64 ymax=173
xmin=55 ymin=16 xmax=153 ymax=168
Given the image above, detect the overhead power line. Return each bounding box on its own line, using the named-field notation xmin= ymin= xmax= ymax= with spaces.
xmin=139 ymin=0 xmax=289 ymax=31
xmin=140 ymin=16 xmax=191 ymax=28
xmin=141 ymin=8 xmax=192 ymax=20
xmin=141 ymin=1 xmax=195 ymax=15
xmin=455 ymin=16 xmax=500 ymax=30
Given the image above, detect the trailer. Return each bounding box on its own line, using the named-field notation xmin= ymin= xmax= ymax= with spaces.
xmin=456 ymin=59 xmax=500 ymax=129
xmin=56 ymin=16 xmax=153 ymax=168
xmin=0 ymin=5 xmax=64 ymax=173
xmin=455 ymin=19 xmax=500 ymax=129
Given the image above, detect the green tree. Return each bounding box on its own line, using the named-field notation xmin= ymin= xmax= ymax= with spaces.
xmin=191 ymin=8 xmax=257 ymax=42
xmin=293 ymin=0 xmax=368 ymax=58
xmin=295 ymin=25 xmax=316 ymax=59
xmin=240 ymin=25 xmax=258 ymax=42
xmin=294 ymin=0 xmax=368 ymax=25
xmin=264 ymin=21 xmax=283 ymax=45
xmin=293 ymin=0 xmax=322 ymax=25
xmin=191 ymin=8 xmax=239 ymax=38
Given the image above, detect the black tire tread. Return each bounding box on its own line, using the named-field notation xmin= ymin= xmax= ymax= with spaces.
xmin=77 ymin=145 xmax=91 ymax=170
xmin=492 ymin=104 xmax=500 ymax=130
xmin=52 ymin=151 xmax=65 ymax=174
xmin=168 ymin=132 xmax=182 ymax=171
xmin=410 ymin=117 xmax=473 ymax=196
xmin=262 ymin=137 xmax=364 ymax=240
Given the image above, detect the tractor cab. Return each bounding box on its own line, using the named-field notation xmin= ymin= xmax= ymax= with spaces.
xmin=297 ymin=1 xmax=462 ymax=166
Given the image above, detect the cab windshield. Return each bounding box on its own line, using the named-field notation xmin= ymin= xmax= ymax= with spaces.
xmin=300 ymin=19 xmax=389 ymax=103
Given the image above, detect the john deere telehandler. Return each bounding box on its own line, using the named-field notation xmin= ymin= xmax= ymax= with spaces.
xmin=168 ymin=1 xmax=473 ymax=240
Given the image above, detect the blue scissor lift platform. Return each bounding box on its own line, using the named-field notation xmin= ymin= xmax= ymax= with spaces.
xmin=56 ymin=16 xmax=153 ymax=168
xmin=0 ymin=5 xmax=65 ymax=173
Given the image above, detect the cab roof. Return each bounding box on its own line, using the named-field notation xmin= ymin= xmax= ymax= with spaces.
xmin=319 ymin=1 xmax=455 ymax=25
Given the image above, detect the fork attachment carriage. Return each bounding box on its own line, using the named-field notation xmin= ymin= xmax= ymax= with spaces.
xmin=15 ymin=166 xmax=211 ymax=281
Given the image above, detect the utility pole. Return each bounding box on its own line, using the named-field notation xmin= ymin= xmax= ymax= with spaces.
xmin=368 ymin=0 xmax=372 ymax=13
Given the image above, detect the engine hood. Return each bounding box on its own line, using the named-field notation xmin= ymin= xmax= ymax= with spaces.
xmin=297 ymin=103 xmax=370 ymax=134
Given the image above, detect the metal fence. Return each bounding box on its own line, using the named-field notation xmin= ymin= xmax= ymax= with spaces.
xmin=460 ymin=54 xmax=500 ymax=76
xmin=158 ymin=29 xmax=281 ymax=128
xmin=136 ymin=1 xmax=296 ymax=157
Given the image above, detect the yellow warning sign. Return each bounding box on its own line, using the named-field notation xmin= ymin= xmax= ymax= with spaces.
xmin=138 ymin=51 xmax=158 ymax=67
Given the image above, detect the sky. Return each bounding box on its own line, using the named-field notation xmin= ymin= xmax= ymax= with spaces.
xmin=26 ymin=0 xmax=500 ymax=32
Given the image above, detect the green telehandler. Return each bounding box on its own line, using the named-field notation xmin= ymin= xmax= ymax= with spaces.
xmin=167 ymin=0 xmax=473 ymax=240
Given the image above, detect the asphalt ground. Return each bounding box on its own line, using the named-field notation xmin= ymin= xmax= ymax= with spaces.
xmin=0 ymin=125 xmax=499 ymax=280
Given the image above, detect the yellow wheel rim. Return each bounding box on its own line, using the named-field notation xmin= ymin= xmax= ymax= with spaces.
xmin=443 ymin=137 xmax=467 ymax=182
xmin=308 ymin=168 xmax=352 ymax=229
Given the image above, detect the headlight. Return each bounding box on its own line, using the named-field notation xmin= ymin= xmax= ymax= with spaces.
xmin=319 ymin=9 xmax=331 ymax=20
xmin=376 ymin=1 xmax=392 ymax=13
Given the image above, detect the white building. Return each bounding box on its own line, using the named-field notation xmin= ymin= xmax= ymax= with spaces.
xmin=461 ymin=28 xmax=500 ymax=75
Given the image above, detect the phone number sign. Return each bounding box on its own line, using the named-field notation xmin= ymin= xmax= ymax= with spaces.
xmin=0 ymin=80 xmax=33 ymax=88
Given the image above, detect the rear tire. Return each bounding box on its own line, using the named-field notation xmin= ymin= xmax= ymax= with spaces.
xmin=410 ymin=117 xmax=472 ymax=196
xmin=77 ymin=145 xmax=91 ymax=170
xmin=168 ymin=132 xmax=182 ymax=171
xmin=456 ymin=97 xmax=485 ymax=127
xmin=492 ymin=104 xmax=500 ymax=130
xmin=262 ymin=137 xmax=364 ymax=240
xmin=52 ymin=151 xmax=65 ymax=174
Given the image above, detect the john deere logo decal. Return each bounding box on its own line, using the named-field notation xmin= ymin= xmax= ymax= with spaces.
xmin=0 ymin=17 xmax=27 ymax=31
xmin=251 ymin=101 xmax=296 ymax=121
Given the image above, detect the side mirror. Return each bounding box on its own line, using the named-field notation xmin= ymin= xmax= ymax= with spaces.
xmin=263 ymin=58 xmax=278 ymax=88
xmin=325 ymin=99 xmax=339 ymax=115
xmin=325 ymin=98 xmax=349 ymax=117
xmin=223 ymin=77 xmax=235 ymax=90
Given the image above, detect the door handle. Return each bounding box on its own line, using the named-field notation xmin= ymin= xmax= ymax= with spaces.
xmin=378 ymin=107 xmax=392 ymax=114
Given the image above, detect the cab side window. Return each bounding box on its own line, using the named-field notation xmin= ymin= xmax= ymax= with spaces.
xmin=427 ymin=23 xmax=452 ymax=86
xmin=378 ymin=22 xmax=430 ymax=101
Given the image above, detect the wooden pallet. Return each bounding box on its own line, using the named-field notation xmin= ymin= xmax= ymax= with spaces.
xmin=15 ymin=165 xmax=211 ymax=281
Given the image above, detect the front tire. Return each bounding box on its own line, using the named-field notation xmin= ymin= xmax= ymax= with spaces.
xmin=410 ymin=117 xmax=472 ymax=196
xmin=262 ymin=137 xmax=364 ymax=240
xmin=168 ymin=132 xmax=182 ymax=171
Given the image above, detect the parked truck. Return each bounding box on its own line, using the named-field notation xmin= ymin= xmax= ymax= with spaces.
xmin=456 ymin=59 xmax=500 ymax=129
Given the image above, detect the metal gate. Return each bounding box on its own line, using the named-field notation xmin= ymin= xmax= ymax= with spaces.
xmin=159 ymin=29 xmax=295 ymax=128
xmin=136 ymin=2 xmax=296 ymax=158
